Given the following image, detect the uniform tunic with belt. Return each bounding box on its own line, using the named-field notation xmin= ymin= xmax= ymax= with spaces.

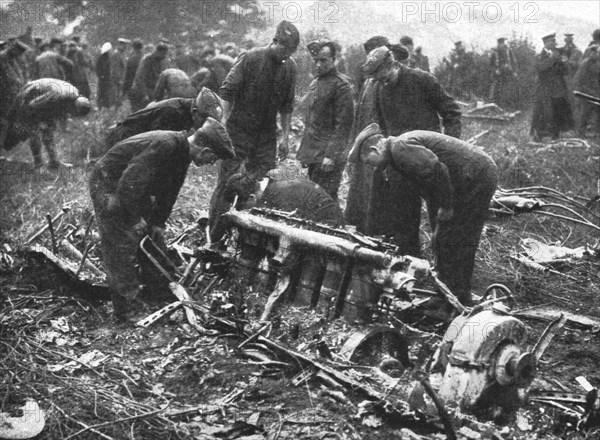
xmin=89 ymin=131 xmax=192 ymax=301
xmin=209 ymin=46 xmax=297 ymax=241
xmin=296 ymin=67 xmax=354 ymax=199
xmin=384 ymin=130 xmax=498 ymax=304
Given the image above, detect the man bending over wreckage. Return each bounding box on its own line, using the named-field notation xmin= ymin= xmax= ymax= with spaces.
xmin=225 ymin=169 xmax=344 ymax=227
xmin=89 ymin=119 xmax=235 ymax=321
xmin=103 ymin=87 xmax=222 ymax=152
xmin=349 ymin=125 xmax=498 ymax=306
xmin=1 ymin=78 xmax=91 ymax=169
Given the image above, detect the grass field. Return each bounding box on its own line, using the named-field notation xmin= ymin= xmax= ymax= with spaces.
xmin=1 ymin=104 xmax=599 ymax=439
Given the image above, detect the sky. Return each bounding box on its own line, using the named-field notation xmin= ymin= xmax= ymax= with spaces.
xmin=253 ymin=0 xmax=599 ymax=64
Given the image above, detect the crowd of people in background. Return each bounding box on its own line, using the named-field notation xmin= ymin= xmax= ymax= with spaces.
xmin=0 ymin=22 xmax=599 ymax=321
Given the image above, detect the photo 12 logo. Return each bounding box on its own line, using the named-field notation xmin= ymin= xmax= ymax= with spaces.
xmin=199 ymin=1 xmax=340 ymax=24
xmin=400 ymin=1 xmax=540 ymax=24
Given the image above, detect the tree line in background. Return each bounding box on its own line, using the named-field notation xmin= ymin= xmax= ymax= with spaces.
xmin=3 ymin=0 xmax=540 ymax=110
xmin=2 ymin=0 xmax=267 ymax=53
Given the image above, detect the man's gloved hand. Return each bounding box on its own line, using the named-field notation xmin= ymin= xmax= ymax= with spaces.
xmin=149 ymin=225 xmax=165 ymax=242
xmin=106 ymin=194 xmax=121 ymax=212
xmin=224 ymin=173 xmax=258 ymax=203
xmin=133 ymin=218 xmax=148 ymax=236
xmin=320 ymin=157 xmax=335 ymax=173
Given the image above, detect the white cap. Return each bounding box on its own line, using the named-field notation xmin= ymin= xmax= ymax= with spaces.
xmin=101 ymin=42 xmax=112 ymax=54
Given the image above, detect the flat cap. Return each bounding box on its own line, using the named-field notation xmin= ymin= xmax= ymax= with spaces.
xmin=197 ymin=117 xmax=235 ymax=160
xmin=454 ymin=40 xmax=463 ymax=46
xmin=564 ymin=33 xmax=574 ymax=37
xmin=362 ymin=46 xmax=393 ymax=75
xmin=363 ymin=35 xmax=389 ymax=54
xmin=497 ymin=37 xmax=507 ymax=43
xmin=117 ymin=37 xmax=131 ymax=44
xmin=542 ymin=32 xmax=556 ymax=41
xmin=195 ymin=87 xmax=223 ymax=121
xmin=274 ymin=20 xmax=300 ymax=50
xmin=307 ymin=39 xmax=334 ymax=57
xmin=101 ymin=42 xmax=112 ymax=54
xmin=348 ymin=123 xmax=383 ymax=163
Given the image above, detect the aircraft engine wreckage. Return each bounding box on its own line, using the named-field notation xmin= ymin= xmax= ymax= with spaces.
xmin=218 ymin=208 xmax=567 ymax=414
xmin=25 ymin=206 xmax=577 ymax=429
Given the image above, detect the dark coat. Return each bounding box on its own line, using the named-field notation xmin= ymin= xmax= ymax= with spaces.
xmin=123 ymin=50 xmax=143 ymax=94
xmin=297 ymin=68 xmax=354 ymax=165
xmin=104 ymin=97 xmax=194 ymax=149
xmin=530 ymin=48 xmax=574 ymax=136
xmin=33 ymin=51 xmax=73 ymax=80
xmin=343 ymin=78 xmax=379 ymax=231
xmin=89 ymin=130 xmax=192 ymax=300
xmin=0 ymin=48 xmax=25 ymax=121
xmin=131 ymin=52 xmax=167 ymax=104
xmin=385 ymin=130 xmax=498 ymax=303
xmin=95 ymin=52 xmax=112 ymax=108
xmin=375 ymin=65 xmax=462 ymax=139
xmin=220 ymin=46 xmax=296 ymax=148
xmin=93 ymin=130 xmax=191 ymax=227
xmin=67 ymin=48 xmax=90 ymax=98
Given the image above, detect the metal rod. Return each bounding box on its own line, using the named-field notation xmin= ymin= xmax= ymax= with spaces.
xmin=81 ymin=214 xmax=95 ymax=250
xmin=310 ymin=264 xmax=327 ymax=308
xmin=75 ymin=242 xmax=92 ymax=278
xmin=26 ymin=207 xmax=69 ymax=245
xmin=46 ymin=213 xmax=58 ymax=254
xmin=332 ymin=259 xmax=355 ymax=320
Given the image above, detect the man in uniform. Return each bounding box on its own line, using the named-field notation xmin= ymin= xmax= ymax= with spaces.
xmin=89 ymin=119 xmax=235 ymax=321
xmin=208 ymin=20 xmax=299 ymax=243
xmin=296 ymin=39 xmax=354 ymax=200
xmin=110 ymin=38 xmax=130 ymax=107
xmin=343 ymin=36 xmax=390 ymax=232
xmin=349 ymin=125 xmax=497 ymax=306
xmin=2 ymin=78 xmax=91 ymax=169
xmin=574 ymin=44 xmax=600 ymax=137
xmin=104 ymin=87 xmax=222 ymax=151
xmin=153 ymin=68 xmax=196 ymax=101
xmin=66 ymin=40 xmax=91 ymax=98
xmin=33 ymin=38 xmax=73 ymax=80
xmin=356 ymin=45 xmax=461 ymax=256
xmin=123 ymin=39 xmax=144 ymax=103
xmin=0 ymin=39 xmax=30 ymax=148
xmin=130 ymin=42 xmax=169 ymax=111
xmin=530 ymin=32 xmax=575 ymax=141
xmin=488 ymin=37 xmax=517 ymax=107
